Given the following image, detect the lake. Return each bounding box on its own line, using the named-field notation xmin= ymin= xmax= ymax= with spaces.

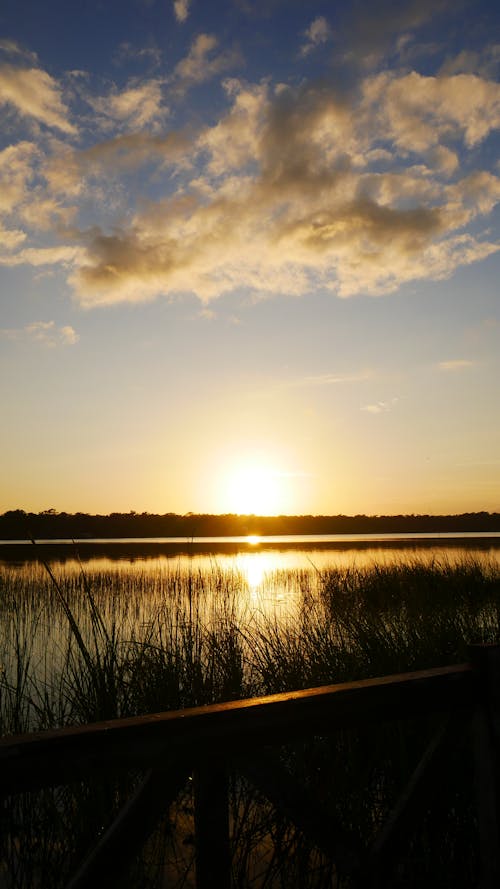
xmin=2 ymin=532 xmax=500 ymax=733
xmin=2 ymin=531 xmax=500 ymax=570
xmin=2 ymin=532 xmax=500 ymax=622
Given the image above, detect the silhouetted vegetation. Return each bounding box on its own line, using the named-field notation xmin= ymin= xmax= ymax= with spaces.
xmin=1 ymin=508 xmax=499 ymax=539
xmin=0 ymin=554 xmax=499 ymax=886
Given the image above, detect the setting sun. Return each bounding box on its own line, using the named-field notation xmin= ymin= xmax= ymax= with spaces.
xmin=222 ymin=461 xmax=285 ymax=515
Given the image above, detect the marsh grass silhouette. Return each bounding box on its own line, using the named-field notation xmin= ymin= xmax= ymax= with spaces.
xmin=0 ymin=556 xmax=498 ymax=886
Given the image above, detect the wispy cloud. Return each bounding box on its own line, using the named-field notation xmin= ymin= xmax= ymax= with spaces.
xmin=0 ymin=39 xmax=38 ymax=65
xmin=89 ymin=79 xmax=167 ymax=130
xmin=0 ymin=64 xmax=76 ymax=134
xmin=438 ymin=359 xmax=474 ymax=371
xmin=293 ymin=371 xmax=372 ymax=388
xmin=113 ymin=43 xmax=162 ymax=69
xmin=361 ymin=398 xmax=399 ymax=414
xmin=439 ymin=45 xmax=500 ymax=79
xmin=172 ymin=34 xmax=242 ymax=94
xmin=338 ymin=0 xmax=453 ymax=64
xmin=0 ymin=321 xmax=79 ymax=347
xmin=0 ymin=141 xmax=36 ymax=212
xmin=300 ymin=17 xmax=331 ymax=57
xmin=0 ymin=246 xmax=85 ymax=268
xmin=173 ymin=0 xmax=191 ymax=24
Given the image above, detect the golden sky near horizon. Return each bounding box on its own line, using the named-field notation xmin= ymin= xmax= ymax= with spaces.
xmin=0 ymin=0 xmax=499 ymax=516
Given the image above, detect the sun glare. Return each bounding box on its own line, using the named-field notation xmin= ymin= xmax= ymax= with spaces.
xmin=222 ymin=461 xmax=284 ymax=515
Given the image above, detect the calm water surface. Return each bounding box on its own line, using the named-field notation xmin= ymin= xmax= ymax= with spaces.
xmin=2 ymin=532 xmax=499 ymax=603
xmin=1 ymin=533 xmax=500 ymax=695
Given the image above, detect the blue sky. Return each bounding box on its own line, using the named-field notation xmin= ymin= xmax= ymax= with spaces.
xmin=0 ymin=0 xmax=499 ymax=516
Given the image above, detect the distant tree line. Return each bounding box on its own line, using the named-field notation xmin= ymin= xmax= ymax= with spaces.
xmin=1 ymin=509 xmax=499 ymax=539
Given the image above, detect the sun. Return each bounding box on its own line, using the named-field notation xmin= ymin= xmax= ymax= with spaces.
xmin=222 ymin=460 xmax=284 ymax=515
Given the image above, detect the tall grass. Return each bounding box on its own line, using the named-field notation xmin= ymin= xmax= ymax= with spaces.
xmin=0 ymin=554 xmax=499 ymax=886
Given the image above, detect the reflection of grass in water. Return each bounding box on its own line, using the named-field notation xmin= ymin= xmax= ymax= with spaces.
xmin=0 ymin=556 xmax=499 ymax=886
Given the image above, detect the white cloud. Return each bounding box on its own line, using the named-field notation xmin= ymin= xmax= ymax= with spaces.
xmin=0 ymin=139 xmax=78 ymax=233
xmin=0 ymin=141 xmax=38 ymax=214
xmin=2 ymin=62 xmax=500 ymax=309
xmin=0 ymin=65 xmax=76 ymax=134
xmin=291 ymin=371 xmax=372 ymax=388
xmin=63 ymin=68 xmax=500 ymax=305
xmin=0 ymin=320 xmax=79 ymax=347
xmin=172 ymin=34 xmax=242 ymax=93
xmin=0 ymin=245 xmax=85 ymax=268
xmin=438 ymin=359 xmax=474 ymax=371
xmin=363 ymin=71 xmax=500 ymax=151
xmin=89 ymin=79 xmax=167 ymax=130
xmin=300 ymin=17 xmax=331 ymax=57
xmin=0 ymin=226 xmax=26 ymax=250
xmin=197 ymin=79 xmax=268 ymax=175
xmin=362 ymin=398 xmax=398 ymax=414
xmin=173 ymin=0 xmax=191 ymax=23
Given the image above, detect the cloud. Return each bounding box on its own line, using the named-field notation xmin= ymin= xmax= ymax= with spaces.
xmin=290 ymin=371 xmax=372 ymax=388
xmin=0 ymin=321 xmax=79 ymax=347
xmin=59 ymin=69 xmax=500 ymax=306
xmin=362 ymin=72 xmax=500 ymax=152
xmin=197 ymin=78 xmax=267 ymax=175
xmin=438 ymin=359 xmax=474 ymax=371
xmin=78 ymin=130 xmax=188 ymax=174
xmin=439 ymin=46 xmax=500 ymax=79
xmin=2 ymin=59 xmax=499 ymax=309
xmin=0 ymin=141 xmax=38 ymax=214
xmin=38 ymin=129 xmax=190 ymax=209
xmin=361 ymin=398 xmax=398 ymax=414
xmin=172 ymin=34 xmax=242 ymax=93
xmin=0 ymin=39 xmax=38 ymax=65
xmin=0 ymin=140 xmax=77 ymax=232
xmin=300 ymin=17 xmax=331 ymax=57
xmin=0 ymin=245 xmax=85 ymax=268
xmin=338 ymin=0 xmax=455 ymax=63
xmin=173 ymin=0 xmax=191 ymax=23
xmin=113 ymin=43 xmax=162 ymax=68
xmin=0 ymin=226 xmax=26 ymax=250
xmin=0 ymin=65 xmax=76 ymax=134
xmin=89 ymin=79 xmax=167 ymax=130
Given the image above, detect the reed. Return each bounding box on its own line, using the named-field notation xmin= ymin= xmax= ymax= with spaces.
xmin=0 ymin=554 xmax=498 ymax=886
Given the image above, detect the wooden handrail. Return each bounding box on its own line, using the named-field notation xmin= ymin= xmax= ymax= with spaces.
xmin=2 ymin=655 xmax=498 ymax=889
xmin=0 ymin=662 xmax=473 ymax=796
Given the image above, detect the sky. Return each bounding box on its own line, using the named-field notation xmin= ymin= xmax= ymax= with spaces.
xmin=0 ymin=0 xmax=499 ymax=517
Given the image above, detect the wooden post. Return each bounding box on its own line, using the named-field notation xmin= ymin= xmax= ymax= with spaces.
xmin=194 ymin=762 xmax=230 ymax=889
xmin=469 ymin=644 xmax=500 ymax=889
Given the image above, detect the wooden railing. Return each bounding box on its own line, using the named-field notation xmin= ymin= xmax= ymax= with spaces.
xmin=1 ymin=644 xmax=499 ymax=888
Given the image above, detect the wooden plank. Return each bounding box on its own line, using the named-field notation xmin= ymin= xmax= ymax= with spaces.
xmin=0 ymin=664 xmax=473 ymax=796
